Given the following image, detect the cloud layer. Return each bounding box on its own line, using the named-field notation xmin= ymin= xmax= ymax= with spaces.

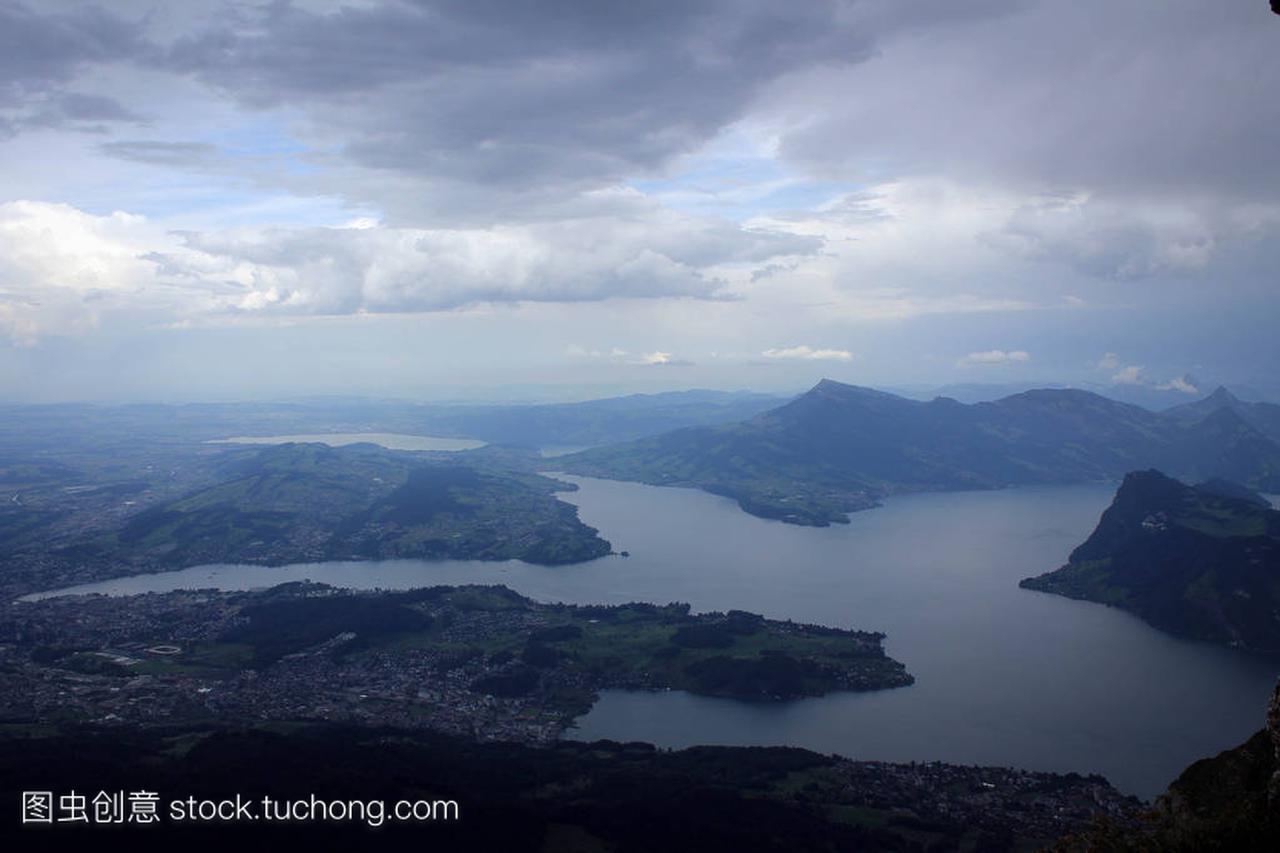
xmin=0 ymin=197 xmax=819 ymax=339
xmin=0 ymin=1 xmax=1277 ymax=399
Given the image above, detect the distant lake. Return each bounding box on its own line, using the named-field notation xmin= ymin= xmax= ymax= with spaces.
xmin=23 ymin=476 xmax=1280 ymax=799
xmin=208 ymin=433 xmax=485 ymax=452
xmin=538 ymin=446 xmax=591 ymax=458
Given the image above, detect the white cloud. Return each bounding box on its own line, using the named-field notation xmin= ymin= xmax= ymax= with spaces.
xmin=743 ymin=179 xmax=1050 ymax=324
xmin=162 ymin=221 xmax=727 ymax=315
xmin=986 ymin=192 xmax=1224 ymax=280
xmin=1111 ymin=365 xmax=1146 ymax=386
xmin=1103 ymin=361 xmax=1198 ymax=394
xmin=0 ymin=200 xmax=174 ymax=344
xmin=958 ymin=349 xmax=1030 ymax=367
xmin=567 ymin=346 xmax=686 ymax=366
xmin=761 ymin=345 xmax=852 ymax=361
xmin=0 ymin=201 xmax=153 ymax=296
xmin=155 ymin=204 xmax=818 ymax=317
xmin=1155 ymin=374 xmax=1199 ymax=395
xmin=0 ymin=198 xmax=817 ymax=342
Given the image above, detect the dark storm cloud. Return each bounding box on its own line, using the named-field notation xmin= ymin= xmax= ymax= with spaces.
xmin=52 ymin=92 xmax=141 ymax=122
xmin=777 ymin=0 xmax=1280 ymax=201
xmin=153 ymin=0 xmax=880 ymax=194
xmin=0 ymin=2 xmax=149 ymax=135
xmin=6 ymin=1 xmax=1275 ymax=209
xmin=100 ymin=140 xmax=220 ymax=167
xmin=0 ymin=2 xmax=143 ymax=101
xmin=21 ymin=92 xmax=144 ymax=132
xmin=0 ymin=1 xmax=1022 ymax=215
xmin=749 ymin=1 xmax=1280 ymax=288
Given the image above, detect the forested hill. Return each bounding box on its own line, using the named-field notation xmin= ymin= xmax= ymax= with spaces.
xmin=1021 ymin=470 xmax=1280 ymax=651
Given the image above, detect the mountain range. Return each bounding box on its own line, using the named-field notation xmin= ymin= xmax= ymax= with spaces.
xmin=561 ymin=379 xmax=1280 ymax=525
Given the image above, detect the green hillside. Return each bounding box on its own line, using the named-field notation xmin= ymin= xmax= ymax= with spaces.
xmin=67 ymin=442 xmax=612 ymax=571
xmin=1020 ymin=470 xmax=1280 ymax=650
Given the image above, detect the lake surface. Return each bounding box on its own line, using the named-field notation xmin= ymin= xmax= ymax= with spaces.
xmin=24 ymin=476 xmax=1280 ymax=799
xmin=208 ymin=433 xmax=485 ymax=452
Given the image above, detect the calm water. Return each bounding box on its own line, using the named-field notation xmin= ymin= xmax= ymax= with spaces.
xmin=208 ymin=433 xmax=485 ymax=452
xmin=24 ymin=476 xmax=1280 ymax=799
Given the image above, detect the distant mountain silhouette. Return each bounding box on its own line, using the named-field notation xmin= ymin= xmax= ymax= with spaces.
xmin=1194 ymin=477 xmax=1273 ymax=507
xmin=1163 ymin=385 xmax=1280 ymax=444
xmin=562 ymin=379 xmax=1280 ymax=525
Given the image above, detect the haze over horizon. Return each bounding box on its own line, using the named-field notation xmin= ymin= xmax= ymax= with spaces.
xmin=2 ymin=1 xmax=1278 ymax=403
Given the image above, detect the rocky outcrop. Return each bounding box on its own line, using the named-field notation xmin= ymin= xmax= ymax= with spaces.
xmin=1145 ymin=679 xmax=1280 ymax=848
xmin=1056 ymin=681 xmax=1280 ymax=850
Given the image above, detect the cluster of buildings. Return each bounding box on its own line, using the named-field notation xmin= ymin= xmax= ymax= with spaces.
xmin=0 ymin=587 xmax=592 ymax=744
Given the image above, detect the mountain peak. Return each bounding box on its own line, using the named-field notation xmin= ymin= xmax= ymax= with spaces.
xmin=810 ymin=378 xmax=860 ymax=393
xmin=765 ymin=379 xmax=921 ymax=430
xmin=1117 ymin=468 xmax=1187 ymax=502
xmin=805 ymin=378 xmax=897 ymax=400
xmin=1207 ymin=385 xmax=1240 ymax=405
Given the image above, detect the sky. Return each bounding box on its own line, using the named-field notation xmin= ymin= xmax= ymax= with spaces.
xmin=1 ymin=0 xmax=1278 ymax=403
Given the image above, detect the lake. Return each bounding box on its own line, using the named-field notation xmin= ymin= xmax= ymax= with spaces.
xmin=24 ymin=476 xmax=1280 ymax=799
xmin=208 ymin=433 xmax=485 ymax=452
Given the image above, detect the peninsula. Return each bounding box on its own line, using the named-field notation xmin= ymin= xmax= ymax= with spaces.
xmin=1020 ymin=470 xmax=1280 ymax=651
xmin=0 ymin=583 xmax=913 ymax=741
